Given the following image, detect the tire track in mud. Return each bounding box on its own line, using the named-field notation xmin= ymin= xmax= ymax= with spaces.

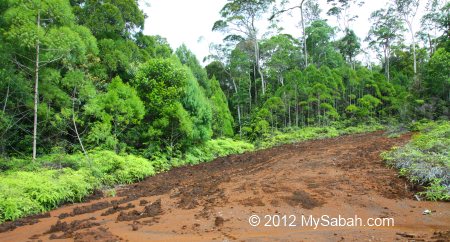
xmin=1 ymin=131 xmax=449 ymax=242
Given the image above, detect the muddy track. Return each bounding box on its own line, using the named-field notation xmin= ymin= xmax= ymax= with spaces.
xmin=1 ymin=131 xmax=449 ymax=242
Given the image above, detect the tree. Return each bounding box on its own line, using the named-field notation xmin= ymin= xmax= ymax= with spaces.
xmin=132 ymin=58 xmax=212 ymax=151
xmin=269 ymin=0 xmax=321 ymax=67
xmin=306 ymin=20 xmax=344 ymax=67
xmin=213 ymin=0 xmax=275 ymax=95
xmin=71 ymin=0 xmax=145 ymax=39
xmin=366 ymin=7 xmax=405 ymax=82
xmin=326 ymin=0 xmax=364 ymax=31
xmin=209 ymin=78 xmax=234 ymax=137
xmin=98 ymin=38 xmax=141 ymax=81
xmin=423 ymin=48 xmax=450 ymax=103
xmin=85 ymin=77 xmax=144 ymax=153
xmin=2 ymin=0 xmax=97 ymax=160
xmin=176 ymin=44 xmax=211 ymax=95
xmin=135 ymin=33 xmax=173 ymax=59
xmin=393 ymin=0 xmax=420 ymax=76
xmin=420 ymin=1 xmax=449 ymax=54
xmin=261 ymin=34 xmax=301 ymax=88
xmin=357 ymin=94 xmax=382 ymax=119
xmin=337 ymin=28 xmax=361 ymax=69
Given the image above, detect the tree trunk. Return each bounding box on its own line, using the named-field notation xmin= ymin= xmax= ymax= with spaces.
xmin=32 ymin=10 xmax=40 ymax=161
xmin=72 ymin=88 xmax=88 ymax=158
xmin=255 ymin=41 xmax=265 ymax=95
xmin=300 ymin=0 xmax=308 ymax=67
xmin=384 ymin=41 xmax=390 ymax=82
xmin=295 ymin=86 xmax=299 ymax=126
xmin=254 ymin=74 xmax=258 ymax=105
xmin=248 ymin=73 xmax=252 ymax=112
xmin=427 ymin=33 xmax=434 ymax=55
xmin=72 ymin=110 xmax=88 ymax=156
xmin=231 ymin=78 xmax=242 ymax=137
xmin=237 ymin=104 xmax=242 ymax=137
xmin=3 ymin=82 xmax=9 ymax=113
xmin=406 ymin=22 xmax=417 ymax=76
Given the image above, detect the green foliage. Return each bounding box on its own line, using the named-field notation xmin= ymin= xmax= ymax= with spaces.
xmin=152 ymin=138 xmax=254 ymax=169
xmin=337 ymin=28 xmax=361 ymax=65
xmin=210 ymin=78 xmax=234 ymax=137
xmin=132 ymin=58 xmax=212 ymax=150
xmin=0 ymin=0 xmax=449 ymax=224
xmin=135 ymin=33 xmax=173 ymax=59
xmin=0 ymin=150 xmax=155 ymax=222
xmin=383 ymin=121 xmax=450 ymax=201
xmin=306 ymin=20 xmax=344 ymax=68
xmin=418 ymin=178 xmax=450 ymax=201
xmin=256 ymin=122 xmax=384 ymax=148
xmin=85 ymin=77 xmax=144 ymax=151
xmin=176 ymin=44 xmax=211 ymax=95
xmin=72 ymin=0 xmax=145 ymax=39
xmin=424 ymin=48 xmax=450 ymax=104
xmin=0 ymin=169 xmax=95 ymax=221
xmin=182 ymin=66 xmax=213 ymax=143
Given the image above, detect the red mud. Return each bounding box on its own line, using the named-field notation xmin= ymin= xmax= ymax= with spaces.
xmin=1 ymin=131 xmax=449 ymax=241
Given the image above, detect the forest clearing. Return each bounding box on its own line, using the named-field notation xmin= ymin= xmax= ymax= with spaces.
xmin=1 ymin=132 xmax=449 ymax=241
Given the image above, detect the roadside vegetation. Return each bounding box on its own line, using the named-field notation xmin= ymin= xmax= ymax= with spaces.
xmin=383 ymin=121 xmax=450 ymax=201
xmin=0 ymin=138 xmax=254 ymax=222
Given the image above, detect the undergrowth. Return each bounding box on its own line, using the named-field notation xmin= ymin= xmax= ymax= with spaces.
xmin=149 ymin=138 xmax=255 ymax=171
xmin=0 ymin=151 xmax=154 ymax=222
xmin=382 ymin=120 xmax=450 ymax=201
xmin=256 ymin=122 xmax=384 ymax=148
xmin=0 ymin=139 xmax=254 ymax=222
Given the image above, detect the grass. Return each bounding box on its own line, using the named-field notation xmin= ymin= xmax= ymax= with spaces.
xmin=382 ymin=120 xmax=450 ymax=201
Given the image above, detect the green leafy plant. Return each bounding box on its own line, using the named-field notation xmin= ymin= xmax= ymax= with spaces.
xmin=418 ymin=179 xmax=450 ymax=201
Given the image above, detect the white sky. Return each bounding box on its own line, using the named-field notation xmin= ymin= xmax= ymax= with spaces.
xmin=141 ymin=0 xmax=427 ymax=65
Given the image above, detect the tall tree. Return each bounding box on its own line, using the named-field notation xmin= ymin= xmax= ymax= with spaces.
xmin=269 ymin=0 xmax=321 ymax=67
xmin=420 ymin=1 xmax=449 ymax=54
xmin=337 ymin=28 xmax=361 ymax=69
xmin=213 ymin=0 xmax=275 ymax=96
xmin=85 ymin=77 xmax=144 ymax=153
xmin=305 ymin=20 xmax=344 ymax=68
xmin=2 ymin=0 xmax=95 ymax=160
xmin=366 ymin=7 xmax=405 ymax=82
xmin=71 ymin=0 xmax=145 ymax=39
xmin=393 ymin=0 xmax=420 ymax=76
xmin=326 ymin=0 xmax=364 ymax=31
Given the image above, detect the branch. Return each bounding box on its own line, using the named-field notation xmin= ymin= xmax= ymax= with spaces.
xmin=39 ymin=55 xmax=65 ymax=67
xmin=269 ymin=1 xmax=305 ymax=21
xmin=11 ymin=57 xmax=33 ymax=73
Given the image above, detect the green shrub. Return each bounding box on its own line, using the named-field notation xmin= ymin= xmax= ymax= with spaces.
xmin=0 ymin=169 xmax=95 ymax=222
xmin=256 ymin=122 xmax=383 ymax=148
xmin=418 ymin=179 xmax=450 ymax=201
xmin=170 ymin=138 xmax=254 ymax=167
xmin=0 ymin=151 xmax=156 ymax=222
xmin=383 ymin=121 xmax=450 ymax=201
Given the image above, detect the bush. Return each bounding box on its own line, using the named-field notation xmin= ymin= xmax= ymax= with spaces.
xmin=0 ymin=169 xmax=95 ymax=221
xmin=0 ymin=151 xmax=156 ymax=222
xmin=153 ymin=138 xmax=254 ymax=168
xmin=382 ymin=121 xmax=450 ymax=201
xmin=256 ymin=122 xmax=384 ymax=148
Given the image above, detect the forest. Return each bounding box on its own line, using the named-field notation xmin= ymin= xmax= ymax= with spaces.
xmin=0 ymin=0 xmax=449 ymax=225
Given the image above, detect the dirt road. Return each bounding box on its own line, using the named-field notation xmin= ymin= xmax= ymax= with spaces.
xmin=1 ymin=131 xmax=449 ymax=241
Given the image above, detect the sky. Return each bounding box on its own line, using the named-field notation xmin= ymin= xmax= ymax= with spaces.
xmin=141 ymin=0 xmax=426 ymax=65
